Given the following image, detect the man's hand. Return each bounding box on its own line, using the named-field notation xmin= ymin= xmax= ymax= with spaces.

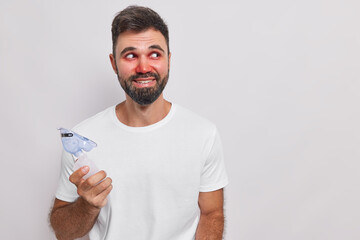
xmin=69 ymin=166 xmax=113 ymax=209
xmin=50 ymin=166 xmax=113 ymax=240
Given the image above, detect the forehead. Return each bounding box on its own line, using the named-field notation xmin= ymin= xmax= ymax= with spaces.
xmin=116 ymin=28 xmax=168 ymax=54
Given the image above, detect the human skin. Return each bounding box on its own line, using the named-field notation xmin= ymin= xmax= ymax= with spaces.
xmin=195 ymin=188 xmax=225 ymax=240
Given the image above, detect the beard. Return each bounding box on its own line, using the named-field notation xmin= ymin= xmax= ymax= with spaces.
xmin=117 ymin=71 xmax=169 ymax=106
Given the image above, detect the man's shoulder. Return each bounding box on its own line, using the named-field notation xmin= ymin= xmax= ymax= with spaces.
xmin=72 ymin=105 xmax=115 ymax=134
xmin=173 ymin=104 xmax=217 ymax=133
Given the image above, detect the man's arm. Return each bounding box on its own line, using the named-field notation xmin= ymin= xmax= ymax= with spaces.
xmin=195 ymin=188 xmax=225 ymax=240
xmin=50 ymin=166 xmax=112 ymax=240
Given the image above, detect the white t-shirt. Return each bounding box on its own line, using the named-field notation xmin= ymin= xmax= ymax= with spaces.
xmin=55 ymin=103 xmax=229 ymax=240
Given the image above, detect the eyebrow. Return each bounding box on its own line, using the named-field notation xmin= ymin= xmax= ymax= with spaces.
xmin=120 ymin=47 xmax=136 ymax=57
xmin=119 ymin=45 xmax=165 ymax=56
xmin=149 ymin=45 xmax=165 ymax=53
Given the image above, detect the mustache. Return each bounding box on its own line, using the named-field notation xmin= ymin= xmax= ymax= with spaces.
xmin=129 ymin=72 xmax=160 ymax=81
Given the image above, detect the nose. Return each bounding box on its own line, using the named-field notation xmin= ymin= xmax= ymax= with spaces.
xmin=136 ymin=56 xmax=152 ymax=73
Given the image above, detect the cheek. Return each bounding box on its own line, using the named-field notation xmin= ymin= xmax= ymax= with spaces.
xmin=152 ymin=61 xmax=169 ymax=75
xmin=117 ymin=62 xmax=134 ymax=76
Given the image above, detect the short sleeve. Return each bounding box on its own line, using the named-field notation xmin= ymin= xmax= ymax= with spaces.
xmin=55 ymin=150 xmax=79 ymax=202
xmin=199 ymin=128 xmax=229 ymax=192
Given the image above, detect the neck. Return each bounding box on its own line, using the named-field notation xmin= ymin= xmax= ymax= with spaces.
xmin=115 ymin=94 xmax=172 ymax=127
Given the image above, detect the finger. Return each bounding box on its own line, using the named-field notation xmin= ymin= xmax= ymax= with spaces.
xmin=69 ymin=166 xmax=89 ymax=186
xmin=93 ymin=177 xmax=112 ymax=196
xmin=80 ymin=170 xmax=107 ymax=191
xmin=94 ymin=184 xmax=113 ymax=208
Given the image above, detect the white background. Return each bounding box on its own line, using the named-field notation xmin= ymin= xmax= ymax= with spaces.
xmin=1 ymin=0 xmax=359 ymax=239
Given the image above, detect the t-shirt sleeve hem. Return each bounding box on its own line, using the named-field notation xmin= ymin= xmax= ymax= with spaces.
xmin=55 ymin=192 xmax=78 ymax=203
xmin=199 ymin=179 xmax=229 ymax=192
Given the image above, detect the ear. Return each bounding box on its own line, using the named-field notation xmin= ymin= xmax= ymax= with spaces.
xmin=168 ymin=52 xmax=171 ymax=70
xmin=109 ymin=53 xmax=118 ymax=74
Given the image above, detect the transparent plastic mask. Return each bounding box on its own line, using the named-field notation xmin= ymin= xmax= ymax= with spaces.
xmin=58 ymin=128 xmax=97 ymax=157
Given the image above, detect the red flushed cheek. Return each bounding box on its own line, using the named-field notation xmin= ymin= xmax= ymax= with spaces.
xmin=150 ymin=61 xmax=168 ymax=74
xmin=117 ymin=62 xmax=136 ymax=77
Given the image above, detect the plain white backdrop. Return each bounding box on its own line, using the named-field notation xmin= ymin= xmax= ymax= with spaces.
xmin=1 ymin=0 xmax=359 ymax=239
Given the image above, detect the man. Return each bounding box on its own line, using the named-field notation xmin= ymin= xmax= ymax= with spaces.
xmin=50 ymin=5 xmax=228 ymax=240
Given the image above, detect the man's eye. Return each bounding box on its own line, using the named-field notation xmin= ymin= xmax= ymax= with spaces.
xmin=125 ymin=53 xmax=135 ymax=59
xmin=150 ymin=52 xmax=160 ymax=58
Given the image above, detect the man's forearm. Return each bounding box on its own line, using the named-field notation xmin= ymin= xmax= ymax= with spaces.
xmin=50 ymin=197 xmax=100 ymax=240
xmin=195 ymin=211 xmax=224 ymax=240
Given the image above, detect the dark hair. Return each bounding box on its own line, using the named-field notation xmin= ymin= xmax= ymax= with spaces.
xmin=111 ymin=5 xmax=170 ymax=56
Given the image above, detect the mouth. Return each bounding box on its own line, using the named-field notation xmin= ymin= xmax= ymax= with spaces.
xmin=132 ymin=77 xmax=156 ymax=87
xmin=134 ymin=78 xmax=155 ymax=84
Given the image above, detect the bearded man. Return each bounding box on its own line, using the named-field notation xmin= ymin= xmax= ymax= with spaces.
xmin=50 ymin=5 xmax=228 ymax=240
